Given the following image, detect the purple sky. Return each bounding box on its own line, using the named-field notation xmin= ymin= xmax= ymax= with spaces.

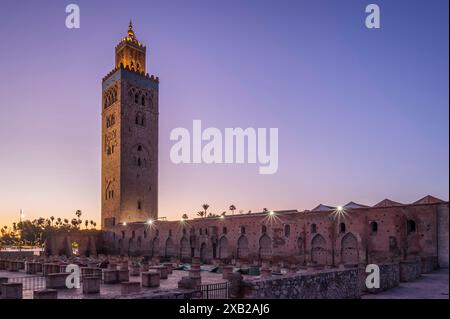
xmin=0 ymin=0 xmax=448 ymax=226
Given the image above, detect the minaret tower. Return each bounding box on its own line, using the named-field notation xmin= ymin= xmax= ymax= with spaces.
xmin=101 ymin=21 xmax=159 ymax=229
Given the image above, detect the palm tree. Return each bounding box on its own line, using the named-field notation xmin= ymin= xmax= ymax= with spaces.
xmin=181 ymin=214 xmax=188 ymax=220
xmin=56 ymin=218 xmax=62 ymax=227
xmin=90 ymin=220 xmax=94 ymax=229
xmin=85 ymin=220 xmax=89 ymax=229
xmin=263 ymin=208 xmax=268 ymax=213
xmin=75 ymin=210 xmax=82 ymax=219
xmin=50 ymin=216 xmax=55 ymax=225
xmin=197 ymin=211 xmax=205 ymax=218
xmin=92 ymin=222 xmax=97 ymax=229
xmin=202 ymin=204 xmax=210 ymax=218
xmin=229 ymin=205 xmax=236 ymax=215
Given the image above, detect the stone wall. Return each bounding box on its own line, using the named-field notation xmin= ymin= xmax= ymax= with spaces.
xmin=421 ymin=256 xmax=438 ymax=273
xmin=399 ymin=258 xmax=422 ymax=282
xmin=242 ymin=269 xmax=361 ymax=299
xmin=360 ymin=263 xmax=399 ymax=294
xmin=437 ymin=204 xmax=449 ymax=268
xmin=0 ymin=251 xmax=35 ymax=259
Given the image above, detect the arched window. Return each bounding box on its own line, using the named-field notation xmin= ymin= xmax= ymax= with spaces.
xmin=339 ymin=222 xmax=346 ymax=234
xmin=141 ymin=116 xmax=145 ymax=126
xmin=135 ymin=116 xmax=139 ymax=125
xmin=284 ymin=224 xmax=290 ymax=237
xmin=241 ymin=226 xmax=246 ymax=234
xmin=407 ymin=220 xmax=416 ymax=235
xmin=135 ymin=94 xmax=139 ymax=104
xmin=131 ymin=230 xmax=135 ymax=239
xmin=370 ymin=221 xmax=378 ymax=234
xmin=261 ymin=225 xmax=267 ymax=234
xmin=138 ymin=158 xmax=141 ymax=167
xmin=141 ymin=96 xmax=145 ymax=106
xmin=223 ymin=227 xmax=227 ymax=234
xmin=199 ymin=229 xmax=203 ymax=235
xmin=144 ymin=231 xmax=147 ymax=239
xmin=137 ymin=145 xmax=142 ymax=151
xmin=311 ymin=223 xmax=317 ymax=234
xmin=121 ymin=231 xmax=125 ymax=239
xmin=138 ymin=201 xmax=142 ymax=210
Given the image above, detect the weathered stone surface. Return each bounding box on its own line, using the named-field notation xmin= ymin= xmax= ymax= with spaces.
xmin=1 ymin=283 xmax=23 ymax=299
xmin=130 ymin=265 xmax=141 ymax=276
xmin=222 ymin=265 xmax=233 ymax=280
xmin=121 ymin=281 xmax=141 ymax=295
xmin=141 ymin=271 xmax=160 ymax=287
xmin=178 ymin=276 xmax=197 ymax=290
xmin=33 ymin=289 xmax=58 ymax=299
xmin=162 ymin=263 xmax=173 ymax=274
xmin=243 ymin=269 xmax=361 ymax=299
xmin=149 ymin=266 xmax=168 ymax=279
xmin=117 ymin=269 xmax=130 ymax=282
xmin=46 ymin=273 xmax=70 ymax=289
xmin=360 ymin=263 xmax=399 ymax=294
xmin=421 ymin=256 xmax=438 ymax=274
xmin=400 ymin=259 xmax=421 ymax=282
xmin=102 ymin=269 xmax=118 ymax=284
xmin=83 ymin=277 xmax=101 ymax=294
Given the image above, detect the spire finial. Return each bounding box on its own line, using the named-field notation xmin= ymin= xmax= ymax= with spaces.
xmin=128 ymin=19 xmax=135 ymax=38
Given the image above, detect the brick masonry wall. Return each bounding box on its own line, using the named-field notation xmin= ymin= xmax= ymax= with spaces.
xmin=100 ymin=203 xmax=447 ymax=267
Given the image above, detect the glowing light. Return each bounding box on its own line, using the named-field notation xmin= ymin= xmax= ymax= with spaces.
xmin=123 ymin=222 xmax=127 ymax=226
xmin=329 ymin=205 xmax=348 ymax=221
xmin=220 ymin=215 xmax=225 ymax=219
xmin=147 ymin=219 xmax=153 ymax=225
xmin=269 ymin=211 xmax=275 ymax=216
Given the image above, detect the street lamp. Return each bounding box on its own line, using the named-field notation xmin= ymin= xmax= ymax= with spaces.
xmin=18 ymin=209 xmax=25 ymax=251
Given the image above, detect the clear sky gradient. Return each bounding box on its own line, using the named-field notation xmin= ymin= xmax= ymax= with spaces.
xmin=0 ymin=0 xmax=448 ymax=227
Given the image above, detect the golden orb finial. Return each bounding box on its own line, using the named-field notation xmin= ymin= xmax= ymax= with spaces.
xmin=128 ymin=19 xmax=135 ymax=38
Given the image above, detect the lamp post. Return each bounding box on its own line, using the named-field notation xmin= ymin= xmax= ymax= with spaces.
xmin=19 ymin=209 xmax=25 ymax=251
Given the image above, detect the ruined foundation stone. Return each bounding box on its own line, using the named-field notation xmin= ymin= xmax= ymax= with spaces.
xmin=121 ymin=281 xmax=141 ymax=295
xmin=46 ymin=273 xmax=70 ymax=289
xmin=1 ymin=283 xmax=23 ymax=299
xmin=33 ymin=289 xmax=58 ymax=299
xmin=399 ymin=259 xmax=421 ymax=282
xmin=141 ymin=271 xmax=160 ymax=287
xmin=83 ymin=277 xmax=101 ymax=294
xmin=102 ymin=269 xmax=119 ymax=284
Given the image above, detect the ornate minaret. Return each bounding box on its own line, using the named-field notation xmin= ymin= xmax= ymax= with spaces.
xmin=101 ymin=21 xmax=159 ymax=229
